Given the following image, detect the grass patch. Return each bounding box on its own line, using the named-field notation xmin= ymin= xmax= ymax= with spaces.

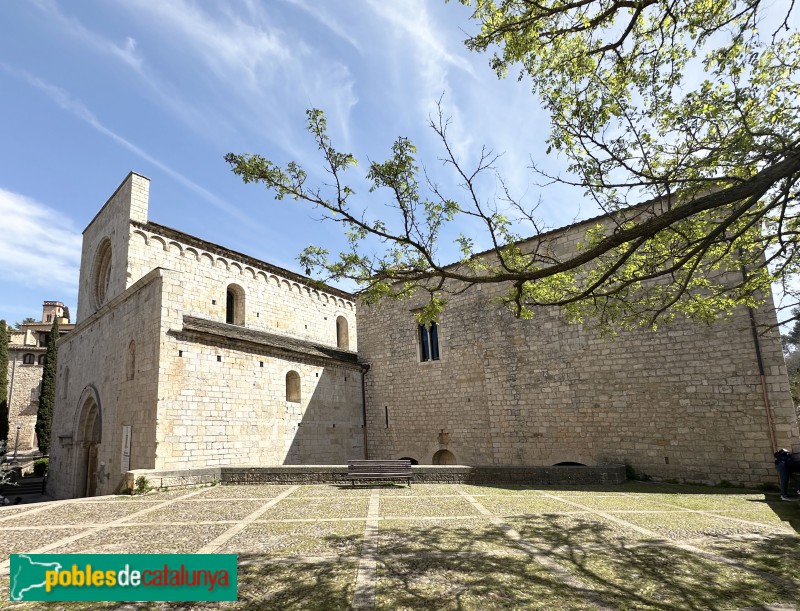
xmin=237 ymin=559 xmax=357 ymax=610
xmin=616 ymin=511 xmax=784 ymax=539
xmin=377 ymin=554 xmax=584 ymax=610
xmin=507 ymin=513 xmax=653 ymax=547
xmin=549 ymin=543 xmax=796 ymax=610
xmin=695 ymin=534 xmax=800 ymax=582
xmin=379 ymin=518 xmax=521 ymax=555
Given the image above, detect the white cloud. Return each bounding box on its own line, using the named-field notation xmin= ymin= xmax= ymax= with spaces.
xmin=0 ymin=189 xmax=82 ymax=292
xmin=31 ymin=0 xmax=143 ymax=72
xmin=1 ymin=65 xmax=263 ymax=229
xmin=365 ymin=1 xmax=476 ymax=160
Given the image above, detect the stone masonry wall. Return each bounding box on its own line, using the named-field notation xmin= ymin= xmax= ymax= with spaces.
xmin=49 ymin=270 xmax=163 ymax=499
xmin=5 ymin=351 xmax=43 ymax=452
xmin=76 ymin=172 xmax=149 ymax=323
xmin=154 ymin=269 xmax=364 ymax=469
xmin=125 ymin=225 xmax=357 ymax=351
xmin=358 ymin=218 xmax=800 ymax=487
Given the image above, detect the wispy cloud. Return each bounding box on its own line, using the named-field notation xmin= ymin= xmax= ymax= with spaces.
xmin=1 ymin=64 xmax=262 ymax=228
xmin=91 ymin=0 xmax=359 ymax=154
xmin=282 ymin=0 xmax=363 ymax=52
xmin=31 ymin=0 xmax=143 ymax=72
xmin=365 ymin=1 xmax=476 ymax=159
xmin=0 ymin=188 xmax=82 ymax=292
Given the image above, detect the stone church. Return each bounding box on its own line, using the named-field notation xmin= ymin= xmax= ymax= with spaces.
xmin=48 ymin=172 xmax=800 ymax=498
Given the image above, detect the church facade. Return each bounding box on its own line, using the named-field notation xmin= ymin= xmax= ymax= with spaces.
xmin=48 ymin=173 xmax=363 ymax=499
xmin=48 ymin=172 xmax=800 ymax=498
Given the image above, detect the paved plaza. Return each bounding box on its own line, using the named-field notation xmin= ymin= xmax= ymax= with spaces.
xmin=1 ymin=481 xmax=799 ymax=610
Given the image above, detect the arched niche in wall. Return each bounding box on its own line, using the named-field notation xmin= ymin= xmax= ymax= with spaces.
xmin=336 ymin=316 xmax=349 ymax=350
xmin=226 ymin=284 xmax=246 ymax=326
xmin=286 ymin=371 xmax=301 ymax=402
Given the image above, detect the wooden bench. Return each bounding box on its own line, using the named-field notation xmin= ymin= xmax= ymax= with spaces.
xmin=346 ymin=459 xmax=412 ymax=486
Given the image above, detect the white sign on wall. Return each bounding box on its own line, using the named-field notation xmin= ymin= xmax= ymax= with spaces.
xmin=121 ymin=425 xmax=132 ymax=474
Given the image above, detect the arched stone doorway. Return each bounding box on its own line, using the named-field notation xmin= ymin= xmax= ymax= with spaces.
xmin=74 ymin=388 xmax=102 ymax=497
xmin=432 ymin=449 xmax=456 ymax=465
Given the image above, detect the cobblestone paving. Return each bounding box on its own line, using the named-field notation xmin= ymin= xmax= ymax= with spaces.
xmin=0 ymin=482 xmax=798 ymax=610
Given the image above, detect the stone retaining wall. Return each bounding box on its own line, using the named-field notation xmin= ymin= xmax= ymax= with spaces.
xmin=124 ymin=464 xmax=626 ymax=490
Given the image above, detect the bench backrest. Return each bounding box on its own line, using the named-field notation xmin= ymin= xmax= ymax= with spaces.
xmin=348 ymin=460 xmax=411 ymax=473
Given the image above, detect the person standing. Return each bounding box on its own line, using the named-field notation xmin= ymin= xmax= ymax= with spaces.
xmin=774 ymin=448 xmax=799 ymax=501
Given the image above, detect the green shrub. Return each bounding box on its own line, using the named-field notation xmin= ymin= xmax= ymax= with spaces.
xmin=134 ymin=476 xmax=153 ymax=495
xmin=33 ymin=458 xmax=48 ymax=477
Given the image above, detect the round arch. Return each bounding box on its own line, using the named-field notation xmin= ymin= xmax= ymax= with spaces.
xmin=73 ymin=385 xmax=103 ymax=498
xmin=432 ymin=449 xmax=456 ymax=465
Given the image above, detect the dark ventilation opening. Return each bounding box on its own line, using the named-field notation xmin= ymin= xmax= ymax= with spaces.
xmin=432 ymin=449 xmax=456 ymax=465
xmin=398 ymin=456 xmax=419 ymax=465
xmin=553 ymin=461 xmax=587 ymax=467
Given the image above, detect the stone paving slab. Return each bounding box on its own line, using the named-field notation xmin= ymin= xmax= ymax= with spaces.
xmin=379 ymin=518 xmax=524 ymax=556
xmin=218 ymin=520 xmax=365 ymax=557
xmin=260 ymin=497 xmax=370 ymax=520
xmin=48 ymin=524 xmax=231 ymax=554
xmin=380 ymin=496 xmax=481 ymax=518
xmin=0 ymin=527 xmax=86 ymax=557
xmin=0 ymin=482 xmax=797 ymax=610
xmin=10 ymin=501 xmax=158 ymax=526
xmin=477 ymin=495 xmax=591 ymax=515
xmin=124 ymin=499 xmax=266 ymax=523
xmin=191 ymin=484 xmax=296 ymax=499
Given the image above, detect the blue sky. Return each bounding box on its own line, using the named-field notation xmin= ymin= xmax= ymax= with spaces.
xmin=2 ymin=0 xmax=590 ymax=325
xmin=11 ymin=1 xmax=790 ymax=327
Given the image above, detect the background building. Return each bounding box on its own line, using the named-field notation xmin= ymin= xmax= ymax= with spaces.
xmin=5 ymin=302 xmax=74 ymax=453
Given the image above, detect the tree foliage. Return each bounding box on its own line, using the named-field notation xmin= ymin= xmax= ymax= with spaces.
xmin=35 ymin=317 xmax=58 ymax=455
xmin=227 ymin=0 xmax=799 ymax=330
xmin=0 ymin=320 xmax=8 ymax=447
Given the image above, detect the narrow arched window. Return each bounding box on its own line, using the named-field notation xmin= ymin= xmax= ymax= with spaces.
xmin=226 ymin=284 xmax=245 ymax=325
xmin=23 ymin=353 xmax=35 ymax=365
xmin=286 ymin=371 xmax=301 ymax=402
xmin=38 ymin=354 xmax=47 ymax=365
xmin=126 ymin=340 xmax=136 ymax=381
xmin=336 ymin=316 xmax=349 ymax=350
xmin=418 ymin=322 xmax=440 ymax=362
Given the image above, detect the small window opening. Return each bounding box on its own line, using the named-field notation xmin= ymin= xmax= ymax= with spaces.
xmin=23 ymin=353 xmax=35 ymax=365
xmin=419 ymin=322 xmax=440 ymax=362
xmin=286 ymin=371 xmax=301 ymax=402
xmin=126 ymin=340 xmax=136 ymax=381
xmin=38 ymin=354 xmax=47 ymax=365
xmin=225 ymin=284 xmax=245 ymax=325
xmin=217 ymin=355 xmax=222 ymax=362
